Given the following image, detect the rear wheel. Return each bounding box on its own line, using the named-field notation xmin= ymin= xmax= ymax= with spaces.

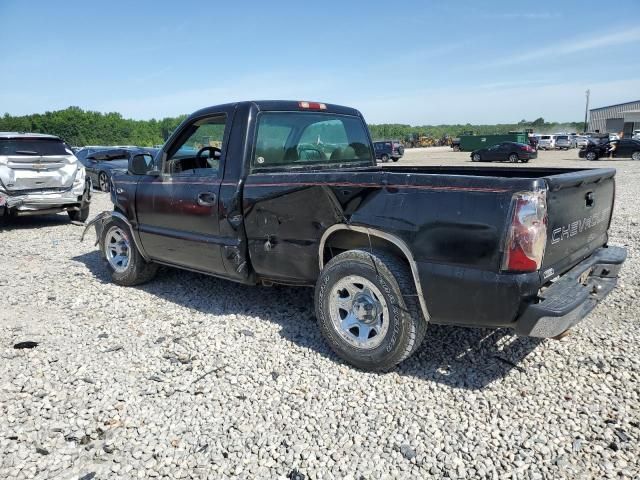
xmin=392 ymin=157 xmax=399 ymax=162
xmin=98 ymin=172 xmax=110 ymax=192
xmin=315 ymin=249 xmax=428 ymax=371
xmin=632 ymin=151 xmax=640 ymax=161
xmin=99 ymin=217 xmax=158 ymax=286
xmin=472 ymin=153 xmax=481 ymax=162
xmin=508 ymin=153 xmax=519 ymax=163
xmin=68 ymin=206 xmax=89 ymax=222
xmin=381 ymin=154 xmax=389 ymax=163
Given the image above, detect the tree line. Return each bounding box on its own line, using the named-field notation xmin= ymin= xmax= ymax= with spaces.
xmin=0 ymin=107 xmax=584 ymax=146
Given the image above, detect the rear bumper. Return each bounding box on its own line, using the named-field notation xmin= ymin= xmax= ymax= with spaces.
xmin=515 ymin=246 xmax=627 ymax=337
xmin=0 ymin=180 xmax=90 ymax=213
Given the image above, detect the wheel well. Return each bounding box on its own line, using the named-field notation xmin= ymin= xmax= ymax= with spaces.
xmin=322 ymin=229 xmax=407 ymax=268
xmin=321 ymin=227 xmax=430 ymax=321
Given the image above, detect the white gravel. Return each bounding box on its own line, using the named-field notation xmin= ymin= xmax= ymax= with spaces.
xmin=1 ymin=151 xmax=639 ymax=479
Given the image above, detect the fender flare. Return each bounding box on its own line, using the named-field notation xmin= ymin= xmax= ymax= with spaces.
xmin=80 ymin=210 xmax=150 ymax=262
xmin=319 ymin=224 xmax=430 ymax=322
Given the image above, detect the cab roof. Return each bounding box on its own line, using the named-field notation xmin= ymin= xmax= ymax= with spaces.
xmin=0 ymin=132 xmax=62 ymax=140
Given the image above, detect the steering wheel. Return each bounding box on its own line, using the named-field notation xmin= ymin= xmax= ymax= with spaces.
xmin=196 ymin=146 xmax=221 ymax=159
xmin=195 ymin=146 xmax=222 ymax=168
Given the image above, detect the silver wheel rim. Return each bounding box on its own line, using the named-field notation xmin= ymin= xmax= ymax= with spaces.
xmin=633 ymin=152 xmax=640 ymax=161
xmin=509 ymin=154 xmax=518 ymax=162
xmin=105 ymin=226 xmax=130 ymax=273
xmin=587 ymin=152 xmax=596 ymax=160
xmin=473 ymin=154 xmax=480 ymax=161
xmin=99 ymin=173 xmax=108 ymax=191
xmin=329 ymin=275 xmax=389 ymax=350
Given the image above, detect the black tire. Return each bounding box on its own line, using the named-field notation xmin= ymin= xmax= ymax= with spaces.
xmin=472 ymin=153 xmax=481 ymax=162
xmin=99 ymin=217 xmax=158 ymax=286
xmin=521 ymin=158 xmax=530 ymax=163
xmin=508 ymin=153 xmax=519 ymax=163
xmin=392 ymin=157 xmax=399 ymax=162
xmin=68 ymin=206 xmax=89 ymax=222
xmin=632 ymin=151 xmax=640 ymax=161
xmin=381 ymin=154 xmax=389 ymax=163
xmin=585 ymin=151 xmax=598 ymax=161
xmin=98 ymin=172 xmax=110 ymax=192
xmin=315 ymin=249 xmax=428 ymax=372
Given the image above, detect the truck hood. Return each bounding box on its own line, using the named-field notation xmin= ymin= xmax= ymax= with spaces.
xmin=0 ymin=154 xmax=79 ymax=192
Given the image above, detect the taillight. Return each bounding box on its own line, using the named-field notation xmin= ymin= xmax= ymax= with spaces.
xmin=298 ymin=101 xmax=327 ymax=110
xmin=502 ymin=191 xmax=547 ymax=272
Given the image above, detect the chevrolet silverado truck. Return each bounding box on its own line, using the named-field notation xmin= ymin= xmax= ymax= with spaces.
xmin=1 ymin=132 xmax=91 ymax=222
xmin=82 ymin=101 xmax=626 ymax=371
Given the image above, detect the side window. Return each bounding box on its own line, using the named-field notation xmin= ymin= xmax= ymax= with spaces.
xmin=164 ymin=115 xmax=227 ymax=176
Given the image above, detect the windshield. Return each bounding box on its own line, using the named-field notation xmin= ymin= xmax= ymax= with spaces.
xmin=0 ymin=138 xmax=71 ymax=156
xmin=556 ymin=136 xmax=568 ymax=141
xmin=253 ymin=112 xmax=373 ymax=169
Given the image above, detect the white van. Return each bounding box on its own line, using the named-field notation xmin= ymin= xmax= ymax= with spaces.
xmin=538 ymin=135 xmax=555 ymax=150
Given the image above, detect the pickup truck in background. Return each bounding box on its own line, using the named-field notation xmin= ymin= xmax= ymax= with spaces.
xmin=1 ymin=132 xmax=91 ymax=222
xmin=83 ymin=100 xmax=627 ymax=371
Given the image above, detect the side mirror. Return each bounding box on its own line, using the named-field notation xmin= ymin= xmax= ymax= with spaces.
xmin=129 ymin=154 xmax=153 ymax=175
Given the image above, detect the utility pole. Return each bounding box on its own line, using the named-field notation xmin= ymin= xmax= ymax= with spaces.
xmin=584 ymin=89 xmax=590 ymax=133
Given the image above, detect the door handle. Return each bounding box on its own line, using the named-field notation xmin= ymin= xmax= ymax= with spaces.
xmin=197 ymin=192 xmax=217 ymax=206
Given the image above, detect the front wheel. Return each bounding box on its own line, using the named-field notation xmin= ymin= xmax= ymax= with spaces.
xmin=632 ymin=151 xmax=640 ymax=161
xmin=586 ymin=151 xmax=598 ymax=161
xmin=472 ymin=153 xmax=481 ymax=162
xmin=508 ymin=153 xmax=519 ymax=163
xmin=380 ymin=154 xmax=389 ymax=163
xmin=99 ymin=217 xmax=158 ymax=286
xmin=315 ymin=249 xmax=428 ymax=371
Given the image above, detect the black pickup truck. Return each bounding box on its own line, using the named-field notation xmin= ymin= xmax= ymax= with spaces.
xmin=83 ymin=100 xmax=626 ymax=371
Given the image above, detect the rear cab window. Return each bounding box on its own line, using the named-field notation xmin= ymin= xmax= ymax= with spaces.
xmin=0 ymin=138 xmax=71 ymax=156
xmin=252 ymin=112 xmax=373 ymax=171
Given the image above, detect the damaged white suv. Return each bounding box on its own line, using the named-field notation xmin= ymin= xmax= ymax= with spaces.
xmin=0 ymin=132 xmax=91 ymax=222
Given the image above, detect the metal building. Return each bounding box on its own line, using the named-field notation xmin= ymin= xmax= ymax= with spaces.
xmin=589 ymin=100 xmax=640 ymax=136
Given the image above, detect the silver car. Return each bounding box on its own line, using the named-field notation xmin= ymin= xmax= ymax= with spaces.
xmin=555 ymin=135 xmax=572 ymax=150
xmin=0 ymin=132 xmax=91 ymax=222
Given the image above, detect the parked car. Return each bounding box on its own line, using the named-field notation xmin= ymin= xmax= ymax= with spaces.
xmin=575 ymin=135 xmax=589 ymax=148
xmin=82 ymin=148 xmax=157 ymax=192
xmin=82 ymin=100 xmax=626 ymax=372
xmin=74 ymin=146 xmax=110 ymax=164
xmin=537 ymin=135 xmax=555 ymax=150
xmin=373 ymin=140 xmax=404 ymax=162
xmin=555 ymin=135 xmax=573 ymax=150
xmin=0 ymin=132 xmax=91 ymax=222
xmin=579 ymin=139 xmax=640 ymax=161
xmin=470 ymin=142 xmax=537 ymax=163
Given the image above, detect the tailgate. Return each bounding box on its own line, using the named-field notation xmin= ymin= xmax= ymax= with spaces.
xmin=0 ymin=155 xmax=78 ymax=191
xmin=542 ymin=168 xmax=616 ymax=276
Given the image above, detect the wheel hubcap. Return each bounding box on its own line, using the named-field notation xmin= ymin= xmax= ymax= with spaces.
xmin=105 ymin=226 xmax=130 ymax=273
xmin=100 ymin=174 xmax=108 ymax=190
xmin=329 ymin=275 xmax=389 ymax=349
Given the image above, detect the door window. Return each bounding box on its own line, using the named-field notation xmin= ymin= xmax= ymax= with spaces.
xmin=164 ymin=115 xmax=227 ymax=176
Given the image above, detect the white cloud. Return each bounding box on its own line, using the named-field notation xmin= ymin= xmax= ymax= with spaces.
xmin=482 ymin=12 xmax=562 ymax=20
xmin=490 ymin=26 xmax=640 ymax=66
xmin=353 ymin=78 xmax=640 ymax=124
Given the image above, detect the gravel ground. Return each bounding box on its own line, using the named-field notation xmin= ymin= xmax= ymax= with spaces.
xmin=1 ymin=149 xmax=639 ymax=479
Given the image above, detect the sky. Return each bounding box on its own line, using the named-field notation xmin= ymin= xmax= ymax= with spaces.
xmin=1 ymin=0 xmax=639 ymax=125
